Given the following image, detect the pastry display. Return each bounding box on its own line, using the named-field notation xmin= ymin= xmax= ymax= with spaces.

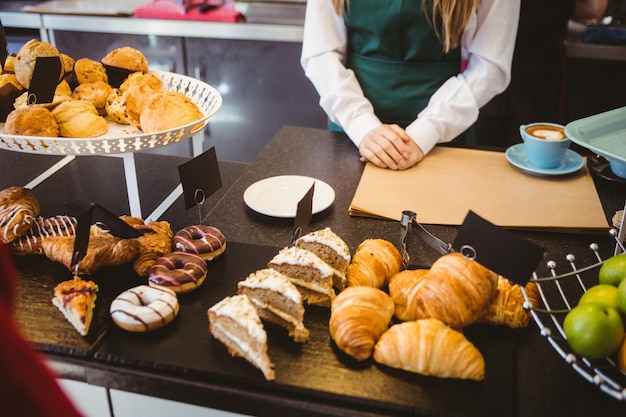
xmin=346 ymin=238 xmax=403 ymax=288
xmin=296 ymin=227 xmax=351 ymax=290
xmin=329 ymin=286 xmax=394 ymax=361
xmin=373 ymin=319 xmax=485 ymax=381
xmin=110 ymin=284 xmax=179 ymax=332
xmin=10 ymin=215 xmax=77 ymax=256
xmin=238 ymin=268 xmax=309 ymax=343
xmin=388 ymin=252 xmax=499 ymax=328
xmin=1 ymin=41 xmax=206 ymax=139
xmin=208 ymin=294 xmax=275 ymax=380
xmin=172 ymin=225 xmax=226 ymax=261
xmin=147 ymin=251 xmax=208 ymax=294
xmin=267 ymin=246 xmax=336 ymax=307
xmin=0 ymin=186 xmax=40 ymax=244
xmin=52 ymin=277 xmax=99 ymax=336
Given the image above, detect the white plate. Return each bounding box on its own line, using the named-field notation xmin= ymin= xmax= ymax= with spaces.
xmin=243 ymin=175 xmax=335 ymax=218
xmin=505 ymin=144 xmax=584 ymax=176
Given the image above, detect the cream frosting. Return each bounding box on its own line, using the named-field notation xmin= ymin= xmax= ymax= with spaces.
xmin=269 ymin=246 xmax=334 ymax=278
xmin=209 ymin=295 xmax=266 ymax=343
xmin=298 ymin=227 xmax=350 ymax=262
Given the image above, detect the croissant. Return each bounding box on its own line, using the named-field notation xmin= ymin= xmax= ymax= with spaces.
xmin=388 ymin=268 xmax=429 ymax=320
xmin=346 ymin=239 xmax=403 ymax=289
xmin=42 ymin=226 xmax=140 ymax=275
xmin=477 ymin=276 xmax=539 ymax=328
xmin=373 ymin=318 xmax=485 ymax=381
xmin=0 ymin=186 xmax=40 ymax=244
xmin=388 ymin=253 xmax=498 ymax=328
xmin=329 ymin=286 xmax=394 ymax=361
xmin=121 ymin=216 xmax=173 ymax=277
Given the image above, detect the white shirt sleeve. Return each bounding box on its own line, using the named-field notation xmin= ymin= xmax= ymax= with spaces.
xmin=300 ymin=0 xmax=521 ymax=154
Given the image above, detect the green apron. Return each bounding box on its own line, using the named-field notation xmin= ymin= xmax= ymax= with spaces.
xmin=331 ymin=0 xmax=472 ymax=144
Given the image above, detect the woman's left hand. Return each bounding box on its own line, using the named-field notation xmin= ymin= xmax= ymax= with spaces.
xmin=359 ymin=124 xmax=424 ymax=170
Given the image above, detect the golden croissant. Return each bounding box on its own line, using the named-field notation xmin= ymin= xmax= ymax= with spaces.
xmin=42 ymin=226 xmax=140 ymax=275
xmin=346 ymin=239 xmax=403 ymax=289
xmin=373 ymin=318 xmax=485 ymax=381
xmin=329 ymin=286 xmax=394 ymax=361
xmin=121 ymin=216 xmax=173 ymax=277
xmin=477 ymin=276 xmax=539 ymax=328
xmin=388 ymin=253 xmax=498 ymax=328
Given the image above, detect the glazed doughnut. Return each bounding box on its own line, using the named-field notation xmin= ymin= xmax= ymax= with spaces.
xmin=173 ymin=225 xmax=226 ymax=261
xmin=110 ymin=285 xmax=179 ymax=332
xmin=0 ymin=186 xmax=40 ymax=244
xmin=148 ymin=251 xmax=208 ymax=294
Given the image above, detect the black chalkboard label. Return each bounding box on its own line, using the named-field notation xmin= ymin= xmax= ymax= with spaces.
xmin=178 ymin=147 xmax=222 ymax=210
xmin=29 ymin=56 xmax=62 ymax=104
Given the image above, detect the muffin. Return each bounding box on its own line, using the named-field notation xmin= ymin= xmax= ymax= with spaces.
xmin=14 ymin=39 xmax=63 ymax=89
xmin=139 ymin=92 xmax=204 ymax=133
xmin=3 ymin=106 xmax=59 ymax=137
xmin=52 ymin=100 xmax=108 ymax=138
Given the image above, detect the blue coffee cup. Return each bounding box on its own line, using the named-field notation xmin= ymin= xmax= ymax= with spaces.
xmin=519 ymin=122 xmax=570 ymax=169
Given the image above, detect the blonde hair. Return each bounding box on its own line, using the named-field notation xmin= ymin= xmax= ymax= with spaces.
xmin=332 ymin=0 xmax=478 ymax=53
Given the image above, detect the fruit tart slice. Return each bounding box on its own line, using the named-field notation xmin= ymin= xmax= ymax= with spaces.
xmin=52 ymin=277 xmax=99 ymax=336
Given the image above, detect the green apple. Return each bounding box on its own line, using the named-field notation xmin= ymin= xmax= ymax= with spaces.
xmin=617 ymin=279 xmax=626 ymax=317
xmin=578 ymin=284 xmax=619 ymax=309
xmin=563 ymin=302 xmax=624 ymax=360
xmin=599 ymin=253 xmax=626 ymax=286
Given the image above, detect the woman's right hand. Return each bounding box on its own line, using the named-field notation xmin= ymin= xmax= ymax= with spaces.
xmin=359 ymin=124 xmax=424 ymax=170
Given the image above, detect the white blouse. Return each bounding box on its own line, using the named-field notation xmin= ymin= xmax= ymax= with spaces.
xmin=300 ymin=0 xmax=521 ymax=155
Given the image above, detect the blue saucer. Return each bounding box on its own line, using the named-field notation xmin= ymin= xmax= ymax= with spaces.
xmin=505 ymin=144 xmax=584 ymax=176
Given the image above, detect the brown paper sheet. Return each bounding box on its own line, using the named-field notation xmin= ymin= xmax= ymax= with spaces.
xmin=349 ymin=147 xmax=609 ymax=231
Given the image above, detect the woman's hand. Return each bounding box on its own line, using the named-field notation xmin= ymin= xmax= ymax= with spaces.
xmin=358 ymin=124 xmax=424 ymax=170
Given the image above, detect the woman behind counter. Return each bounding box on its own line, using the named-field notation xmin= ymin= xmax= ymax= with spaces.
xmin=301 ymin=0 xmax=520 ymax=170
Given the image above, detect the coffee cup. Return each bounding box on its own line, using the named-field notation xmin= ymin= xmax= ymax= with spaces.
xmin=519 ymin=122 xmax=570 ymax=169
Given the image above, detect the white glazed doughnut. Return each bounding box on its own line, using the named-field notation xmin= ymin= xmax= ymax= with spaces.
xmin=110 ymin=285 xmax=179 ymax=332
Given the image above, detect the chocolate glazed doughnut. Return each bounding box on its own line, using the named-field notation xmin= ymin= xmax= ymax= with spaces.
xmin=173 ymin=225 xmax=226 ymax=261
xmin=148 ymin=251 xmax=208 ymax=294
xmin=110 ymin=285 xmax=179 ymax=332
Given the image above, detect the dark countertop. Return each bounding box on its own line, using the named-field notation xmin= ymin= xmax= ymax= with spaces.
xmin=3 ymin=126 xmax=626 ymax=417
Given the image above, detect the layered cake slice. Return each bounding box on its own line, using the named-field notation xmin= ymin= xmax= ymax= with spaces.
xmin=208 ymin=295 xmax=275 ymax=380
xmin=267 ymin=246 xmax=336 ymax=307
xmin=52 ymin=277 xmax=99 ymax=336
xmin=296 ymin=227 xmax=351 ymax=291
xmin=238 ymin=268 xmax=309 ymax=343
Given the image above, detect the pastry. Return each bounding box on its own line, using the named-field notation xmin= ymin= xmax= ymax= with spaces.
xmin=104 ymin=88 xmax=132 ymax=125
xmin=120 ymin=216 xmax=173 ymax=277
xmin=388 ymin=253 xmax=499 ymax=328
xmin=0 ymin=186 xmax=40 ymax=244
xmin=14 ymin=39 xmax=63 ymax=89
xmin=51 ymin=100 xmax=108 ymax=138
xmin=10 ymin=215 xmax=77 ymax=256
xmin=373 ymin=318 xmax=485 ymax=381
xmin=71 ymin=81 xmax=114 ymax=116
xmin=139 ymin=91 xmax=204 ymax=133
xmin=73 ymin=58 xmax=108 ymax=85
xmin=329 ymin=286 xmax=394 ymax=361
xmin=268 ymin=246 xmax=336 ymax=307
xmin=147 ymin=251 xmax=208 ymax=294
xmin=3 ymin=106 xmax=59 ymax=137
xmin=238 ymin=268 xmax=309 ymax=343
xmin=477 ymin=276 xmax=539 ymax=328
xmin=296 ymin=227 xmax=351 ymax=290
xmin=110 ymin=284 xmax=179 ymax=332
xmin=172 ymin=225 xmax=226 ymax=261
xmin=346 ymin=238 xmax=403 ymax=289
xmin=119 ymin=71 xmax=163 ymax=93
xmin=41 ymin=226 xmax=141 ymax=275
xmin=101 ymin=46 xmax=149 ymax=73
xmin=208 ymin=295 xmax=275 ymax=380
xmin=52 ymin=277 xmax=99 ymax=336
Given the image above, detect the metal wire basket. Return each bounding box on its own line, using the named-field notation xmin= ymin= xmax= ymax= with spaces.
xmin=0 ymin=70 xmax=222 ymax=155
xmin=522 ymin=229 xmax=626 ymax=400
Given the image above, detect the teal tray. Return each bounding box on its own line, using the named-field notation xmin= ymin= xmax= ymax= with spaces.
xmin=565 ymin=106 xmax=626 ymax=165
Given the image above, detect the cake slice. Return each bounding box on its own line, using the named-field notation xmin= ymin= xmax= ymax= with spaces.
xmin=208 ymin=295 xmax=275 ymax=380
xmin=238 ymin=268 xmax=309 ymax=343
xmin=296 ymin=227 xmax=351 ymax=291
xmin=52 ymin=277 xmax=99 ymax=336
xmin=267 ymin=246 xmax=336 ymax=307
